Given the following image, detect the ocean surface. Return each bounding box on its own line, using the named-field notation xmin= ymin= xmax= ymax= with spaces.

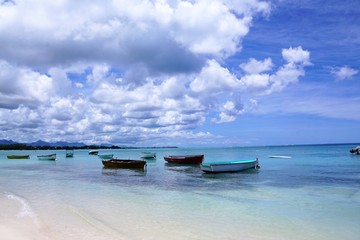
xmin=0 ymin=144 xmax=359 ymax=240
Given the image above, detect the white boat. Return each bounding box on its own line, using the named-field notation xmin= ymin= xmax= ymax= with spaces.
xmin=200 ymin=158 xmax=259 ymax=173
xmin=89 ymin=150 xmax=99 ymax=155
xmin=66 ymin=149 xmax=74 ymax=158
xmin=37 ymin=153 xmax=56 ymax=161
xmin=268 ymin=155 xmax=292 ymax=159
xmin=350 ymin=146 xmax=360 ymax=155
xmin=98 ymin=154 xmax=114 ymax=160
xmin=140 ymin=152 xmax=156 ymax=159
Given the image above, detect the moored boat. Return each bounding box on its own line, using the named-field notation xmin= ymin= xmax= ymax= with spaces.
xmin=37 ymin=153 xmax=56 ymax=161
xmin=268 ymin=155 xmax=292 ymax=159
xmin=164 ymin=154 xmax=204 ymax=164
xmin=200 ymin=158 xmax=260 ymax=173
xmin=102 ymin=159 xmax=146 ymax=169
xmin=140 ymin=152 xmax=156 ymax=159
xmin=89 ymin=150 xmax=99 ymax=155
xmin=350 ymin=146 xmax=360 ymax=155
xmin=7 ymin=155 xmax=30 ymax=159
xmin=98 ymin=154 xmax=114 ymax=160
xmin=66 ymin=149 xmax=74 ymax=158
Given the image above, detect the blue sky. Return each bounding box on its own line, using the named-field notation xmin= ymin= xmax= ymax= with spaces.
xmin=0 ymin=0 xmax=359 ymax=147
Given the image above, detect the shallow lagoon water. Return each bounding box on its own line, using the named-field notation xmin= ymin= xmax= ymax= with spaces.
xmin=0 ymin=145 xmax=359 ymax=239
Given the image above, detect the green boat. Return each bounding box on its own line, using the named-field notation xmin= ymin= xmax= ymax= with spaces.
xmin=7 ymin=155 xmax=30 ymax=159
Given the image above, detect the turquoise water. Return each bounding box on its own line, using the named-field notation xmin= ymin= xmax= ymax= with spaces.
xmin=0 ymin=145 xmax=359 ymax=239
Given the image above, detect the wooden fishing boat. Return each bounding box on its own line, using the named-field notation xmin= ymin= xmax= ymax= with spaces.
xmin=102 ymin=159 xmax=146 ymax=169
xmin=140 ymin=152 xmax=156 ymax=159
xmin=98 ymin=154 xmax=114 ymax=160
xmin=7 ymin=155 xmax=30 ymax=159
xmin=66 ymin=149 xmax=74 ymax=158
xmin=200 ymin=158 xmax=260 ymax=173
xmin=164 ymin=154 xmax=204 ymax=164
xmin=37 ymin=153 xmax=56 ymax=160
xmin=89 ymin=150 xmax=99 ymax=155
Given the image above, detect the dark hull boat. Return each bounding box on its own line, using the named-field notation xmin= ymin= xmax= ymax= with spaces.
xmin=7 ymin=155 xmax=30 ymax=159
xmin=163 ymin=155 xmax=204 ymax=164
xmin=102 ymin=159 xmax=146 ymax=169
xmin=89 ymin=150 xmax=99 ymax=155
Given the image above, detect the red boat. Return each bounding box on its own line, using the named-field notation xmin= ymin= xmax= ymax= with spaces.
xmin=163 ymin=155 xmax=204 ymax=164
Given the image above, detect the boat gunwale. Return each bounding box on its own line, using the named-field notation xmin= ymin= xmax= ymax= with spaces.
xmin=201 ymin=159 xmax=257 ymax=167
xmin=7 ymin=155 xmax=30 ymax=159
xmin=37 ymin=153 xmax=56 ymax=157
xmin=165 ymin=154 xmax=204 ymax=159
xmin=102 ymin=159 xmax=147 ymax=169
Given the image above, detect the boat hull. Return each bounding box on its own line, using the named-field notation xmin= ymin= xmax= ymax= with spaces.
xmin=350 ymin=146 xmax=360 ymax=155
xmin=201 ymin=159 xmax=259 ymax=173
xmin=37 ymin=154 xmax=56 ymax=161
xmin=7 ymin=155 xmax=30 ymax=159
xmin=66 ymin=150 xmax=74 ymax=158
xmin=89 ymin=150 xmax=99 ymax=155
xmin=140 ymin=152 xmax=156 ymax=159
xmin=98 ymin=154 xmax=114 ymax=160
xmin=164 ymin=155 xmax=204 ymax=164
xmin=102 ymin=159 xmax=146 ymax=169
xmin=268 ymin=155 xmax=291 ymax=159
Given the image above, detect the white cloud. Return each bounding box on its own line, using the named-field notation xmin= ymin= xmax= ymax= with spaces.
xmin=0 ymin=0 xmax=270 ymax=70
xmin=263 ymin=46 xmax=310 ymax=94
xmin=240 ymin=58 xmax=273 ymax=74
xmin=190 ymin=59 xmax=240 ymax=94
xmin=282 ymin=46 xmax=311 ymax=66
xmin=331 ymin=66 xmax=358 ymax=80
xmin=212 ymin=101 xmax=244 ymax=123
xmin=238 ymin=47 xmax=310 ymax=95
xmin=0 ymin=60 xmax=55 ymax=109
xmin=0 ymin=1 xmax=318 ymax=146
xmin=171 ymin=1 xmax=254 ymax=57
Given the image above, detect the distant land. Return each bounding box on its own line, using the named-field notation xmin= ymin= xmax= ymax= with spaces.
xmin=0 ymin=139 xmax=177 ymax=150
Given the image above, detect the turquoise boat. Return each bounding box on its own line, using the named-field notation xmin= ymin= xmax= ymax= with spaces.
xmin=66 ymin=150 xmax=74 ymax=158
xmin=200 ymin=158 xmax=259 ymax=173
xmin=98 ymin=154 xmax=114 ymax=160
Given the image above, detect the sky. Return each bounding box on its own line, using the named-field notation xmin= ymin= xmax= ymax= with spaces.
xmin=0 ymin=0 xmax=359 ymax=147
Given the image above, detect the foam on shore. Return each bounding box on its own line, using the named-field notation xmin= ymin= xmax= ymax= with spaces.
xmin=0 ymin=191 xmax=49 ymax=240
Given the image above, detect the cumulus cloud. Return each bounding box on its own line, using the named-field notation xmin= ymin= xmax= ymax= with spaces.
xmin=237 ymin=46 xmax=310 ymax=95
xmin=0 ymin=60 xmax=55 ymax=109
xmin=240 ymin=58 xmax=273 ymax=74
xmin=0 ymin=1 xmax=314 ymax=145
xmin=212 ymin=101 xmax=244 ymax=123
xmin=331 ymin=66 xmax=358 ymax=80
xmin=282 ymin=46 xmax=311 ymax=66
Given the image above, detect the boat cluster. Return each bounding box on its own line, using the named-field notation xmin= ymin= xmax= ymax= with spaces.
xmin=6 ymin=150 xmax=260 ymax=173
xmin=102 ymin=153 xmax=260 ymax=173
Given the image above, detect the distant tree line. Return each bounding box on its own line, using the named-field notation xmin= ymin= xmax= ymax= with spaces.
xmin=0 ymin=144 xmax=121 ymax=150
xmin=0 ymin=144 xmax=177 ymax=150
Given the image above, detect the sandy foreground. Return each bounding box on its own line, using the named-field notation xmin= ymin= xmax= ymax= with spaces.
xmin=0 ymin=225 xmax=48 ymax=240
xmin=0 ymin=192 xmax=129 ymax=240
